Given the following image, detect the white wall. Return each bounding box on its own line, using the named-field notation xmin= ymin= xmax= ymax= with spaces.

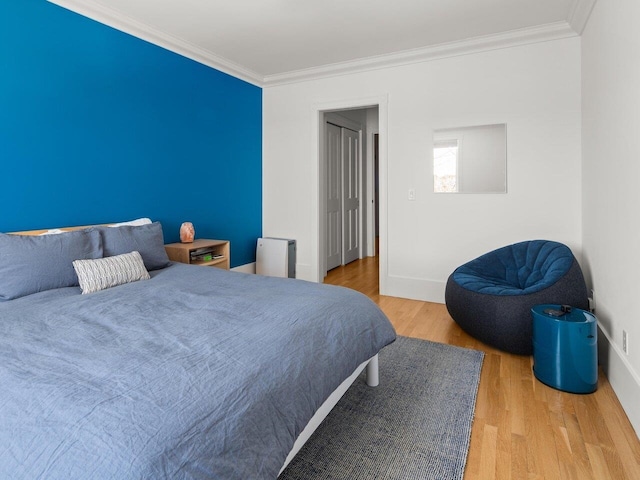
xmin=582 ymin=0 xmax=640 ymax=435
xmin=263 ymin=37 xmax=582 ymax=302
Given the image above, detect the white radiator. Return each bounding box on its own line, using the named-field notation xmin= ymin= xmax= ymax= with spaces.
xmin=256 ymin=238 xmax=296 ymax=278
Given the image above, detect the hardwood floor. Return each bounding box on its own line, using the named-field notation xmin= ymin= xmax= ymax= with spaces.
xmin=324 ymin=255 xmax=640 ymax=480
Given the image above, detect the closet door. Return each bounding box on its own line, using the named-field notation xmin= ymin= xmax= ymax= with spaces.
xmin=326 ymin=122 xmax=342 ymax=271
xmin=342 ymin=128 xmax=360 ymax=265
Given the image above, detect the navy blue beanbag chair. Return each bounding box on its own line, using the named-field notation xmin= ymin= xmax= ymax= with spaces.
xmin=445 ymin=240 xmax=589 ymax=355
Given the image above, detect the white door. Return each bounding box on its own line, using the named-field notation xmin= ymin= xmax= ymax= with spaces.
xmin=326 ymin=123 xmax=342 ymax=271
xmin=342 ymin=128 xmax=360 ymax=265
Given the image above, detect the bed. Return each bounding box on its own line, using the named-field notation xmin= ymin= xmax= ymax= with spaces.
xmin=0 ymin=221 xmax=396 ymax=479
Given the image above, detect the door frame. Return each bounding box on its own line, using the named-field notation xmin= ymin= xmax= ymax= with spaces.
xmin=311 ymin=94 xmax=388 ymax=295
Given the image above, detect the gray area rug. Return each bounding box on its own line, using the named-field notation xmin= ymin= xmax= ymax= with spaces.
xmin=280 ymin=336 xmax=484 ymax=480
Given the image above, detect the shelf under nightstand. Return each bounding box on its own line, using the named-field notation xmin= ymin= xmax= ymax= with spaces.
xmin=164 ymin=239 xmax=230 ymax=270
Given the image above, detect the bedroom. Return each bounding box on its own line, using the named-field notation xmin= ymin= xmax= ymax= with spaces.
xmin=1 ymin=0 xmax=639 ymax=478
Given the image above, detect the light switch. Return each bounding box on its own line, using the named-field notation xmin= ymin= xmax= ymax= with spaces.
xmin=408 ymin=188 xmax=416 ymax=201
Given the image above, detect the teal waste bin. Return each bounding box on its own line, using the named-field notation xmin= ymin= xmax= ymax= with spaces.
xmin=531 ymin=304 xmax=598 ymax=394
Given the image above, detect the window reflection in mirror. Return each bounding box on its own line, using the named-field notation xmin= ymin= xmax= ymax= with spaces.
xmin=433 ymin=124 xmax=506 ymax=194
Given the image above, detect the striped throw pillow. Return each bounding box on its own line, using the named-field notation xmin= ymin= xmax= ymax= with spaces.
xmin=73 ymin=251 xmax=150 ymax=294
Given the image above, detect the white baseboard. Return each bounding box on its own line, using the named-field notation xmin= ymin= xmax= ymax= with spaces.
xmin=232 ymin=262 xmax=308 ymax=278
xmin=383 ymin=275 xmax=446 ymax=304
xmin=231 ymin=262 xmax=256 ymax=274
xmin=597 ymin=325 xmax=640 ymax=438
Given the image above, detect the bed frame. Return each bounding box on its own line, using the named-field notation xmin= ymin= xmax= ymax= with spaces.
xmin=280 ymin=354 xmax=379 ymax=474
xmin=11 ymin=223 xmax=381 ymax=475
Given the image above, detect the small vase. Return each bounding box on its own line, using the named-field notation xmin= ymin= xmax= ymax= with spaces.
xmin=180 ymin=222 xmax=195 ymax=243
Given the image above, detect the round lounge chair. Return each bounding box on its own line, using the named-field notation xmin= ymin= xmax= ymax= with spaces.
xmin=445 ymin=240 xmax=589 ymax=355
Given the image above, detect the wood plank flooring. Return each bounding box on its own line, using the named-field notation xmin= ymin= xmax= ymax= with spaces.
xmin=324 ymin=255 xmax=640 ymax=480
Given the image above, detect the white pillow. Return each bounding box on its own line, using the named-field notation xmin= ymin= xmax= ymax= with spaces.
xmin=109 ymin=218 xmax=152 ymax=227
xmin=73 ymin=251 xmax=150 ymax=294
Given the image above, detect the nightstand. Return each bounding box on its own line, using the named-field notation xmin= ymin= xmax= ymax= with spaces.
xmin=165 ymin=239 xmax=230 ymax=270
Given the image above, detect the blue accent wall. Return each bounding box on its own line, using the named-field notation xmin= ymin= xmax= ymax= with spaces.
xmin=0 ymin=0 xmax=262 ymax=267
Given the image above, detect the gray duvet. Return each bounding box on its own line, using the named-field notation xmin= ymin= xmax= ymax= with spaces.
xmin=0 ymin=263 xmax=396 ymax=479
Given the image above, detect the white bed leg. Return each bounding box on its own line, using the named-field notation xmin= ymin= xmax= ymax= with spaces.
xmin=366 ymin=354 xmax=379 ymax=387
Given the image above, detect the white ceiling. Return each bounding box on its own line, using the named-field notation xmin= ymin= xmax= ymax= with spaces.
xmin=49 ymin=0 xmax=596 ymax=86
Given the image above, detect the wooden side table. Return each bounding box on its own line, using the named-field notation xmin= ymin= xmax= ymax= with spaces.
xmin=165 ymin=239 xmax=230 ymax=270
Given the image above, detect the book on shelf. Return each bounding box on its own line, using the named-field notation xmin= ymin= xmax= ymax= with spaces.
xmin=190 ymin=247 xmax=214 ymax=256
xmin=190 ymin=250 xmax=225 ymax=263
xmin=190 ymin=249 xmax=214 ymax=261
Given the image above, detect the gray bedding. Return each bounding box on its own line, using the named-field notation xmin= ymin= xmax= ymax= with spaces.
xmin=0 ymin=263 xmax=396 ymax=479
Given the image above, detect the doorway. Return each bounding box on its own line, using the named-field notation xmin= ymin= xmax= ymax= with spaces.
xmin=321 ymin=107 xmax=380 ymax=278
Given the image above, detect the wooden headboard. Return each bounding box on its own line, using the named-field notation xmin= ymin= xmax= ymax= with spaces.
xmin=10 ymin=224 xmax=112 ymax=236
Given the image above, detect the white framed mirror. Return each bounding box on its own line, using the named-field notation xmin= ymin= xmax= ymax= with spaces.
xmin=433 ymin=123 xmax=507 ymax=193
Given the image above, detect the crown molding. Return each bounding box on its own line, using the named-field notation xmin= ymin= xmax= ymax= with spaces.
xmin=47 ymin=1 xmax=588 ymax=89
xmin=263 ymin=21 xmax=577 ymax=87
xmin=567 ymin=0 xmax=597 ymax=34
xmin=47 ymin=0 xmax=264 ymax=87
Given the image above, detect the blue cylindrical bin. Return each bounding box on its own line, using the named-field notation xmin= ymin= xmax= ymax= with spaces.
xmin=531 ymin=304 xmax=598 ymax=394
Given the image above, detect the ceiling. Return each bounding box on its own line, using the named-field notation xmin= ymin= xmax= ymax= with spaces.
xmin=48 ymin=0 xmax=596 ymax=86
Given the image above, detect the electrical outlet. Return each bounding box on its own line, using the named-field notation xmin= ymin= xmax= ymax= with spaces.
xmin=623 ymin=330 xmax=629 ymax=355
xmin=589 ymin=289 xmax=596 ymax=312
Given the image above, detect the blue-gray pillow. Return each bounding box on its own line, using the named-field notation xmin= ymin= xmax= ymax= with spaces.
xmin=0 ymin=229 xmax=103 ymax=301
xmin=96 ymin=222 xmax=170 ymax=271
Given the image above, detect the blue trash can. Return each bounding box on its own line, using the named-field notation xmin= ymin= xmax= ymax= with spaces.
xmin=531 ymin=304 xmax=598 ymax=394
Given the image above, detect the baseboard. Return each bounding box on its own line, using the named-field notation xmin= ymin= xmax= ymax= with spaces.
xmin=232 ymin=262 xmax=311 ymax=279
xmin=384 ymin=275 xmax=446 ymax=304
xmin=597 ymin=325 xmax=640 ymax=438
xmin=231 ymin=262 xmax=256 ymax=274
